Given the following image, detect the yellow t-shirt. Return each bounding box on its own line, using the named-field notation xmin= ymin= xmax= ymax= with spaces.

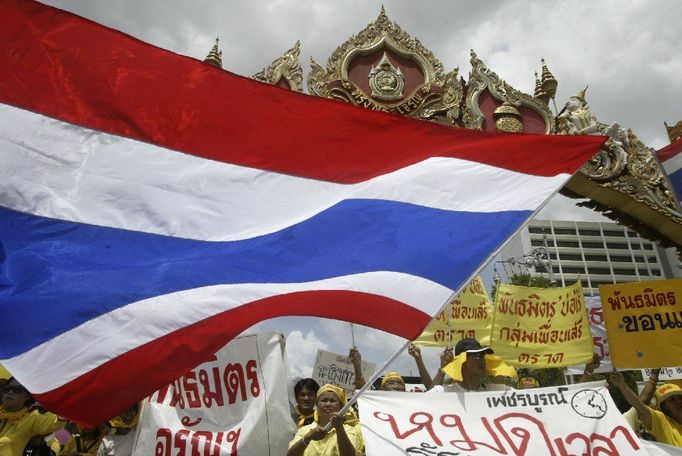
xmin=0 ymin=409 xmax=64 ymax=456
xmin=289 ymin=422 xmax=363 ymax=456
xmin=646 ymin=406 xmax=682 ymax=447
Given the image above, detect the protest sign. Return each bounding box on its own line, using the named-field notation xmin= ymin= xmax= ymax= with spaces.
xmin=600 ymin=278 xmax=681 ymax=368
xmin=414 ymin=276 xmax=492 ymax=346
xmin=312 ymin=349 xmax=375 ymax=397
xmin=358 ymin=381 xmax=647 ymax=455
xmin=566 ymin=295 xmax=614 ymax=375
xmin=642 ymin=367 xmax=682 ymax=381
xmin=133 ymin=332 xmax=293 ymax=455
xmin=490 ymin=281 xmax=593 ymax=367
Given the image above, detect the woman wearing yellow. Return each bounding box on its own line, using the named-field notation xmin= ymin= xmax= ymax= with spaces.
xmin=287 ymin=384 xmax=362 ymax=456
xmin=0 ymin=378 xmax=64 ymax=456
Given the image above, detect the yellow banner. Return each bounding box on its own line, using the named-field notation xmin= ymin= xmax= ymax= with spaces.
xmin=414 ymin=276 xmax=492 ymax=346
xmin=490 ymin=281 xmax=593 ymax=368
xmin=600 ymin=278 xmax=681 ymax=368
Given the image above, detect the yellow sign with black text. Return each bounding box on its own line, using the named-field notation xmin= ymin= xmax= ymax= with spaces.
xmin=600 ymin=279 xmax=681 ymax=368
xmin=414 ymin=276 xmax=492 ymax=346
xmin=490 ymin=281 xmax=593 ymax=368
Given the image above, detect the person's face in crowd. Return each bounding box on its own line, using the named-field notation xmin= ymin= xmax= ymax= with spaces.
xmin=316 ymin=391 xmax=341 ymax=421
xmin=662 ymin=395 xmax=682 ymax=423
xmin=382 ymin=378 xmax=406 ymax=392
xmin=463 ymin=351 xmax=487 ymax=379
xmin=296 ymin=386 xmax=317 ymax=414
xmin=1 ymin=379 xmax=30 ymax=412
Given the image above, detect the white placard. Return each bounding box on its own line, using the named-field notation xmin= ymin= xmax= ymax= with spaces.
xmin=133 ymin=332 xmax=293 ymax=455
xmin=359 ymin=381 xmax=650 ymax=455
xmin=642 ymin=367 xmax=682 ymax=381
xmin=312 ymin=349 xmax=376 ymax=397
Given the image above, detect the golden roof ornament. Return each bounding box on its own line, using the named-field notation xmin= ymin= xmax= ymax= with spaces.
xmin=540 ymin=58 xmax=557 ymax=100
xmin=665 ymin=120 xmax=682 ymax=143
xmin=493 ymin=102 xmax=523 ymax=133
xmin=463 ymin=49 xmax=554 ymax=133
xmin=252 ymin=41 xmax=303 ymax=92
xmin=534 ymin=71 xmax=548 ymax=104
xmin=203 ymin=37 xmax=223 ymax=69
xmin=368 ymin=52 xmax=404 ymax=100
xmin=307 ymin=7 xmax=462 ymax=124
xmin=575 ymin=85 xmax=588 ymax=104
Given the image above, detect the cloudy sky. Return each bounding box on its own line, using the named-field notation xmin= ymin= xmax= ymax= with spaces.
xmin=39 ymin=0 xmax=682 ymax=380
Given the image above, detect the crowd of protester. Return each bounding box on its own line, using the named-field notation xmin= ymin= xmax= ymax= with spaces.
xmin=2 ymin=337 xmax=681 ymax=455
xmin=286 ymin=338 xmax=682 ymax=454
xmin=0 ymin=377 xmax=142 ymax=456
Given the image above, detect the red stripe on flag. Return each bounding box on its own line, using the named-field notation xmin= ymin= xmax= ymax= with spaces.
xmin=657 ymin=138 xmax=682 ymax=163
xmin=0 ymin=0 xmax=604 ymax=183
xmin=32 ymin=290 xmax=430 ymax=426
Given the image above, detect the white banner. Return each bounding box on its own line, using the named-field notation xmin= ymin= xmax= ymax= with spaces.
xmin=312 ymin=349 xmax=375 ymax=397
xmin=358 ymin=381 xmax=650 ymax=455
xmin=133 ymin=332 xmax=293 ymax=456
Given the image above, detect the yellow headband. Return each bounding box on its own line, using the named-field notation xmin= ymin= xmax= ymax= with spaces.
xmin=317 ymin=384 xmax=347 ymax=405
xmin=380 ymin=372 xmax=404 ymax=388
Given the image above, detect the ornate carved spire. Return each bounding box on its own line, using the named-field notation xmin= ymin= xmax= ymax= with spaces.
xmin=665 ymin=120 xmax=682 ymax=143
xmin=204 ymin=37 xmax=223 ymax=69
xmin=534 ymin=71 xmax=548 ymax=104
xmin=253 ymin=41 xmax=303 ymax=91
xmin=540 ymin=58 xmax=557 ymax=100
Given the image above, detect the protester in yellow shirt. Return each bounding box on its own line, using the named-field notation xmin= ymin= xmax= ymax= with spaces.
xmin=287 ymin=384 xmax=362 ymax=456
xmin=0 ymin=378 xmax=64 ymax=456
xmin=611 ymin=372 xmax=682 ymax=447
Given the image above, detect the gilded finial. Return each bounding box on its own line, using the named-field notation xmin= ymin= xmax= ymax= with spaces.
xmin=540 ymin=58 xmax=557 ymax=100
xmin=575 ymin=85 xmax=588 ymax=104
xmin=665 ymin=120 xmax=682 ymax=143
xmin=204 ymin=37 xmax=223 ymax=69
xmin=534 ymin=71 xmax=548 ymax=103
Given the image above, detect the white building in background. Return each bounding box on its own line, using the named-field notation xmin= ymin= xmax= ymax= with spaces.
xmin=498 ymin=219 xmax=682 ymax=295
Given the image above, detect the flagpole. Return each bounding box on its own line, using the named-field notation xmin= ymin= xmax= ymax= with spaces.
xmin=447 ymin=300 xmax=453 ymax=350
xmin=325 ymin=163 xmax=589 ymax=431
xmin=350 ymin=323 xmax=356 ymax=348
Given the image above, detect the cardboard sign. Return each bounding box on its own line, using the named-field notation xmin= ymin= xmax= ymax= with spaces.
xmin=133 ymin=332 xmax=293 ymax=455
xmin=491 ymin=281 xmax=593 ymax=367
xmin=358 ymin=382 xmax=647 ymax=455
xmin=414 ymin=276 xmax=493 ymax=346
xmin=312 ymin=349 xmax=375 ymax=397
xmin=600 ymin=279 xmax=682 ymax=368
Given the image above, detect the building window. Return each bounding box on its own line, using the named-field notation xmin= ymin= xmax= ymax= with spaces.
xmin=559 ymin=253 xmax=583 ymax=261
xmin=582 ymin=242 xmax=604 ymax=249
xmin=606 ymin=242 xmax=629 ymax=250
xmin=609 ymin=255 xmax=633 ymax=263
xmin=602 ymin=230 xmax=625 ymax=237
xmin=556 ymin=241 xmax=580 ymax=248
xmin=579 ymin=229 xmax=601 ymax=236
xmin=643 ymin=244 xmax=653 ymax=250
xmin=652 ymin=269 xmax=661 ymax=276
xmin=612 ymin=268 xmax=636 ymax=275
xmin=553 ymin=228 xmax=577 ymax=235
xmin=529 ymin=227 xmax=551 ymax=234
xmin=587 ymin=267 xmax=612 ymax=275
xmin=629 ymin=243 xmax=642 ymax=250
xmin=584 ymin=254 xmax=608 ymax=261
xmin=562 ymin=266 xmax=586 ymax=274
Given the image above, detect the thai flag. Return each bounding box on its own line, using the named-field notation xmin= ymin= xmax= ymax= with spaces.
xmin=0 ymin=0 xmax=604 ymax=425
xmin=657 ymin=138 xmax=682 ymax=203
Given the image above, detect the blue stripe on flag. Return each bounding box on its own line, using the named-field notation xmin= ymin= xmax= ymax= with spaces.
xmin=0 ymin=201 xmax=529 ymax=357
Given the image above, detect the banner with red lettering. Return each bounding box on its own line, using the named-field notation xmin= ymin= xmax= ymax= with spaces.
xmin=358 ymin=381 xmax=649 ymax=455
xmin=132 ymin=332 xmax=293 ymax=455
